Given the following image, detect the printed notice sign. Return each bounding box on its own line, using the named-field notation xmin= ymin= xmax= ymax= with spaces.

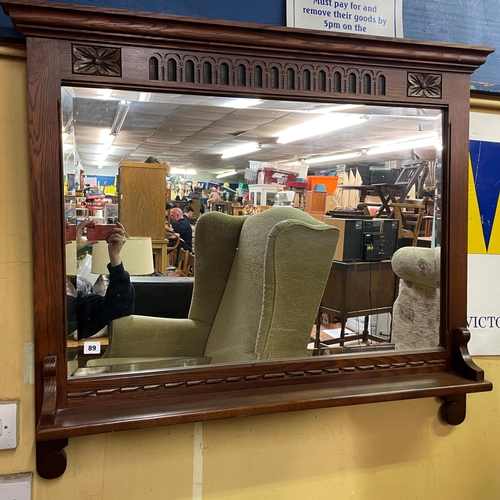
xmin=287 ymin=0 xmax=403 ymax=38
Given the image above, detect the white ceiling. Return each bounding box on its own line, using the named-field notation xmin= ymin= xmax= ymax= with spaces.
xmin=62 ymin=87 xmax=442 ymax=182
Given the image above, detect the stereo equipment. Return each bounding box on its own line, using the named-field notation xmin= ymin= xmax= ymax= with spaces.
xmin=323 ymin=217 xmax=399 ymax=262
xmin=322 ymin=217 xmax=363 ymax=262
xmin=362 ymin=219 xmax=399 ymax=261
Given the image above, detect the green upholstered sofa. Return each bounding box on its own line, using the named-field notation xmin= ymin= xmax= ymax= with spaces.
xmin=103 ymin=207 xmax=340 ymax=365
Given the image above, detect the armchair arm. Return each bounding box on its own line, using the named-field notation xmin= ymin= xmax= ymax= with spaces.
xmin=105 ymin=316 xmax=212 ymax=358
xmin=392 ymin=246 xmax=440 ymax=287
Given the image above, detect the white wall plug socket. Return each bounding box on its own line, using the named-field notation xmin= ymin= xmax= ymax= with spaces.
xmin=0 ymin=401 xmax=18 ymax=450
xmin=0 ymin=473 xmax=32 ymax=500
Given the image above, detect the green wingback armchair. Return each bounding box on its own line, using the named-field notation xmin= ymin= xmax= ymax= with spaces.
xmin=104 ymin=207 xmax=340 ymax=364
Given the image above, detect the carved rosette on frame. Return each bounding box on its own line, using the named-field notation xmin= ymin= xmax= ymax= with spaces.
xmin=72 ymin=44 xmax=122 ymax=77
xmin=407 ymin=72 xmax=442 ymax=98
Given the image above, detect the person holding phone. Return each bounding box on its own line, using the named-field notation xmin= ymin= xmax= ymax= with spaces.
xmin=67 ymin=220 xmax=135 ymax=340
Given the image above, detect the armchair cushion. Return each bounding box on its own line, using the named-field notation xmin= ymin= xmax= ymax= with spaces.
xmin=107 ymin=317 xmax=210 ymax=358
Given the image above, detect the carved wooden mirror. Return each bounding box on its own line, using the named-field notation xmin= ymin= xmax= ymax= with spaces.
xmin=1 ymin=0 xmax=494 ymax=479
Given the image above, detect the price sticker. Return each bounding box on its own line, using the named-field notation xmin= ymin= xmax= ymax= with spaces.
xmin=83 ymin=341 xmax=101 ymax=355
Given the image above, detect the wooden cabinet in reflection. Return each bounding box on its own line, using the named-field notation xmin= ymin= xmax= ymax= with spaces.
xmin=318 ymin=260 xmax=398 ymax=347
xmin=305 ymin=190 xmax=327 ymax=221
xmin=118 ymin=161 xmax=167 ymax=239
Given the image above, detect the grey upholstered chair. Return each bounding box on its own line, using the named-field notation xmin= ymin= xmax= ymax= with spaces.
xmin=102 ymin=207 xmax=340 ymax=365
xmin=391 ymin=246 xmax=440 ymax=350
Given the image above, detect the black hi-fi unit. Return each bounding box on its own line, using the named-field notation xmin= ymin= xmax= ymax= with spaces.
xmin=378 ymin=218 xmax=399 ymax=260
xmin=322 ymin=217 xmax=363 ymax=261
xmin=362 ymin=219 xmax=382 ymax=261
xmin=362 ymin=218 xmax=399 ymax=261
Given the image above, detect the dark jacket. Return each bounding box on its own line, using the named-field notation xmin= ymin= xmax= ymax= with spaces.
xmin=67 ymin=262 xmax=135 ymax=340
xmin=171 ymin=215 xmax=193 ymax=251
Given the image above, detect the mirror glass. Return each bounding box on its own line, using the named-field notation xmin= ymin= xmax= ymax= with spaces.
xmin=62 ymin=86 xmax=442 ymax=378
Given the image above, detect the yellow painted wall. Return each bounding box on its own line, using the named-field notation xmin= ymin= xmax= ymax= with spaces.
xmin=2 ymin=49 xmax=500 ymax=499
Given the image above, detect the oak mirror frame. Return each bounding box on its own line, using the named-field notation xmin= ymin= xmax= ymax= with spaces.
xmin=1 ymin=0 xmax=494 ymax=479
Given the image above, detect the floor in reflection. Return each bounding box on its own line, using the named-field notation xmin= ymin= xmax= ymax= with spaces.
xmin=309 ymin=322 xmax=394 ymax=354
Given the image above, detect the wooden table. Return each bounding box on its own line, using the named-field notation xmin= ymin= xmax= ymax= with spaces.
xmin=152 ymin=239 xmax=170 ymax=275
xmin=315 ymin=260 xmax=399 ymax=348
xmin=340 ymin=184 xmax=410 ymax=217
xmin=209 ymin=201 xmax=233 ymax=214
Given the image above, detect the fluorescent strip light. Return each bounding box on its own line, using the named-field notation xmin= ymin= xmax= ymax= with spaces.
xmin=367 ymin=135 xmax=440 ymax=156
xmin=110 ymin=100 xmax=130 ymax=135
xmin=277 ymin=113 xmax=368 ymax=144
xmin=102 ymin=133 xmax=116 ymax=150
xmin=216 ymin=169 xmax=237 ymax=179
xmin=308 ymin=104 xmax=365 ymax=114
xmin=170 ymin=168 xmax=197 ymax=176
xmin=305 ymin=151 xmax=362 ymax=165
xmin=222 ymin=98 xmax=263 ymax=109
xmin=97 ymin=153 xmax=107 ymax=169
xmin=221 ymin=142 xmax=260 ymax=159
xmin=98 ymin=89 xmax=113 ymax=99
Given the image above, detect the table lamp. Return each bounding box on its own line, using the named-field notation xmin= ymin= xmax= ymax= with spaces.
xmin=91 ymin=237 xmax=155 ymax=275
xmin=65 ymin=241 xmax=77 ymax=276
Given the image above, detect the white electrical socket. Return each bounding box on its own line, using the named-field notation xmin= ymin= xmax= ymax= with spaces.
xmin=0 ymin=473 xmax=32 ymax=500
xmin=0 ymin=401 xmax=18 ymax=450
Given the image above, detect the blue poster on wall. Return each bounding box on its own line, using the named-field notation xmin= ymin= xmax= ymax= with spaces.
xmin=469 ymin=139 xmax=500 ymax=252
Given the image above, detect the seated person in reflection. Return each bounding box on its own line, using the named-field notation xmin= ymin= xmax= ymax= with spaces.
xmin=67 ymin=220 xmax=135 ymax=340
xmin=169 ymin=207 xmax=193 ymax=252
xmin=207 ymin=186 xmax=221 ymax=206
xmin=184 ymin=206 xmax=194 ymax=220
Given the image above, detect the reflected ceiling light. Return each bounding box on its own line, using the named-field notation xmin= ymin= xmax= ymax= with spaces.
xmin=110 ymin=100 xmax=131 ymax=135
xmin=97 ymin=153 xmax=108 ymax=169
xmin=277 ymin=113 xmax=368 ymax=144
xmin=305 ymin=151 xmax=362 ymax=165
xmin=309 ymin=104 xmax=365 ymax=114
xmin=366 ymin=135 xmax=441 ymax=156
xmin=222 ymin=98 xmax=263 ymax=109
xmin=221 ymin=142 xmax=261 ymax=159
xmin=97 ymin=129 xmax=116 ymax=169
xmin=95 ymin=102 xmax=130 ymax=169
xmin=216 ymin=169 xmax=237 ymax=179
xmin=170 ymin=168 xmax=197 ymax=176
xmin=139 ymin=92 xmax=152 ymax=102
xmin=97 ymin=88 xmax=113 ymax=99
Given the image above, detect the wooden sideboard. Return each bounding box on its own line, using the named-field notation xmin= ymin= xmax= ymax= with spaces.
xmin=316 ymin=259 xmax=398 ymax=348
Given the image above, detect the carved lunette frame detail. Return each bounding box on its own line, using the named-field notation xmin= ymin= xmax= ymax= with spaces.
xmin=0 ymin=0 xmax=494 ymax=479
xmin=146 ymin=49 xmax=387 ymax=95
xmin=69 ymin=43 xmax=390 ymax=96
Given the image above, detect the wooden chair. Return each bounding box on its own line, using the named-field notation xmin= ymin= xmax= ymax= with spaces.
xmin=393 ymin=160 xmax=429 ymax=199
xmin=184 ymin=251 xmax=195 ymax=277
xmin=391 ymin=198 xmax=428 ymax=246
xmin=165 ymin=229 xmax=181 ymax=266
xmin=174 ymin=248 xmax=195 ymax=276
xmin=176 ymin=247 xmax=189 ymax=275
xmin=358 ymin=160 xmax=429 ymax=217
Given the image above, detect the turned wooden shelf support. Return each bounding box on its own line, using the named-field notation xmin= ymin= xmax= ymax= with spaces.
xmin=37 ymin=356 xmax=68 ymax=479
xmin=36 ymin=438 xmax=69 ymax=479
xmin=440 ymin=393 xmax=467 ymax=425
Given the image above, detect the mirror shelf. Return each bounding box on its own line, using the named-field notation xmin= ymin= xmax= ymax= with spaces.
xmin=1 ymin=0 xmax=494 ymax=479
